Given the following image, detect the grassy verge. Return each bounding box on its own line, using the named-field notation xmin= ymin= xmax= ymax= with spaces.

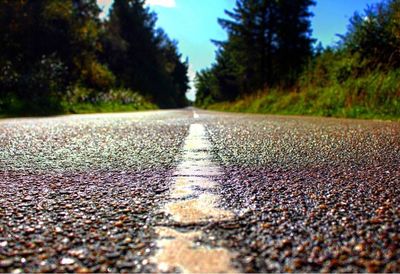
xmin=63 ymin=101 xmax=157 ymax=114
xmin=0 ymin=88 xmax=157 ymax=118
xmin=206 ymin=70 xmax=400 ymax=120
xmin=62 ymin=101 xmax=156 ymax=114
xmin=63 ymin=87 xmax=157 ymax=114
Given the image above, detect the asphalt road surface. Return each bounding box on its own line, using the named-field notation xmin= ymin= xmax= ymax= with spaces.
xmin=0 ymin=109 xmax=399 ymax=273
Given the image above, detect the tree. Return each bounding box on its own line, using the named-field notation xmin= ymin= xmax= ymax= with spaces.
xmin=156 ymin=30 xmax=190 ymax=107
xmin=217 ymin=0 xmax=277 ymax=91
xmin=275 ymin=0 xmax=315 ymax=84
xmin=194 ymin=69 xmax=218 ymax=107
xmin=0 ymin=0 xmax=113 ymax=113
xmin=215 ymin=0 xmax=315 ymax=92
xmin=102 ymin=0 xmax=188 ymax=107
xmin=342 ymin=0 xmax=400 ymax=69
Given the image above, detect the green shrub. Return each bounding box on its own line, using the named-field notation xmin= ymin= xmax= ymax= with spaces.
xmin=86 ymin=61 xmax=116 ymax=90
xmin=206 ymin=68 xmax=400 ymax=120
xmin=63 ymin=87 xmax=157 ymax=114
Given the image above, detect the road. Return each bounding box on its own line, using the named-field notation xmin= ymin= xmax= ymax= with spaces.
xmin=0 ymin=109 xmax=399 ymax=273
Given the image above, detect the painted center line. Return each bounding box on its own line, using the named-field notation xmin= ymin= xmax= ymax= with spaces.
xmin=151 ymin=124 xmax=237 ymax=273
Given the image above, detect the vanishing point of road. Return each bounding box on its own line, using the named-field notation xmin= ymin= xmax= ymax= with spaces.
xmin=0 ymin=109 xmax=399 ymax=273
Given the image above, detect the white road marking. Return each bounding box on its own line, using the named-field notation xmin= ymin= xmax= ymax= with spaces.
xmin=193 ymin=111 xmax=200 ymax=119
xmin=151 ymin=124 xmax=237 ymax=273
xmin=153 ymin=227 xmax=236 ymax=273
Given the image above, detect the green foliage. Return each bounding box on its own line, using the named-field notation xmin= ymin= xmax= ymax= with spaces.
xmin=0 ymin=0 xmax=110 ymax=111
xmin=196 ymin=0 xmax=315 ymax=105
xmin=199 ymin=0 xmax=400 ymax=120
xmin=101 ymin=0 xmax=189 ymax=108
xmin=195 ymin=48 xmax=241 ymax=106
xmin=342 ymin=0 xmax=400 ymax=69
xmin=63 ymin=87 xmax=157 ymax=114
xmin=194 ymin=69 xmax=218 ymax=107
xmin=85 ymin=61 xmax=116 ymax=90
xmin=0 ymin=0 xmax=189 ymax=116
xmin=207 ymin=64 xmax=400 ymax=120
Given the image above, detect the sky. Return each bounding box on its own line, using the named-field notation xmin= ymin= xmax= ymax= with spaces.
xmin=97 ymin=0 xmax=383 ymax=101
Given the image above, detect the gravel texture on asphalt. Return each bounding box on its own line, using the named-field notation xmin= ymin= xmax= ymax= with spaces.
xmin=0 ymin=111 xmax=190 ymax=172
xmin=1 ymin=109 xmax=399 ymax=273
xmin=200 ymin=111 xmax=400 ymax=272
xmin=0 ymin=111 xmax=191 ymax=273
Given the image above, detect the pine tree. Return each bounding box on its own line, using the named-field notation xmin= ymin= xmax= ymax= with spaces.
xmin=276 ymin=0 xmax=315 ymax=84
xmin=102 ymin=0 xmax=188 ymax=107
xmin=217 ymin=0 xmax=279 ymax=91
xmin=215 ymin=0 xmax=315 ymax=92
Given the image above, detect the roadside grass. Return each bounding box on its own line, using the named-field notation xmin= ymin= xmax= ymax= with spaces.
xmin=207 ymin=69 xmax=400 ymax=120
xmin=0 ymin=88 xmax=158 ymax=118
xmin=63 ymin=101 xmax=157 ymax=114
xmin=62 ymin=87 xmax=158 ymax=114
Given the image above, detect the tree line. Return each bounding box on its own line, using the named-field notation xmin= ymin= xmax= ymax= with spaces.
xmin=195 ymin=0 xmax=315 ymax=105
xmin=195 ymin=0 xmax=400 ymax=118
xmin=0 ymin=0 xmax=189 ymax=114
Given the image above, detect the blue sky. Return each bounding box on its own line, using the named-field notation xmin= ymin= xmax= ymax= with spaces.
xmin=97 ymin=0 xmax=382 ymax=100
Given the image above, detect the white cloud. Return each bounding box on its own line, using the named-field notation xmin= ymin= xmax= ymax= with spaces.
xmin=97 ymin=0 xmax=113 ymax=19
xmin=146 ymin=0 xmax=176 ymax=8
xmin=97 ymin=0 xmax=112 ymax=6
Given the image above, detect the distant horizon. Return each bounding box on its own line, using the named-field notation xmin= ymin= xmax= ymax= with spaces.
xmin=97 ymin=0 xmax=382 ymax=100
